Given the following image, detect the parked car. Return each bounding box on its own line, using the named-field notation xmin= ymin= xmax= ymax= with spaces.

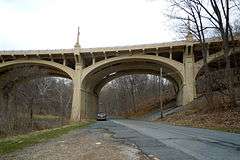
xmin=97 ymin=112 xmax=107 ymax=121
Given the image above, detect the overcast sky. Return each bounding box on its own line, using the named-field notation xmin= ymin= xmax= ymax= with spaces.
xmin=0 ymin=0 xmax=176 ymax=50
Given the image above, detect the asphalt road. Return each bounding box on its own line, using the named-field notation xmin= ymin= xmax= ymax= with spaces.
xmin=93 ymin=120 xmax=240 ymax=160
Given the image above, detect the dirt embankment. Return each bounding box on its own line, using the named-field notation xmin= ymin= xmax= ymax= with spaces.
xmin=158 ymin=108 xmax=240 ymax=133
xmin=157 ymin=96 xmax=240 ymax=133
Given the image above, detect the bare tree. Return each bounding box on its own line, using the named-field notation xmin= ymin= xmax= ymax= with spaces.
xmin=168 ymin=0 xmax=215 ymax=107
xmin=168 ymin=0 xmax=240 ymax=107
xmin=48 ymin=78 xmax=72 ymax=125
xmin=0 ymin=66 xmax=49 ymax=135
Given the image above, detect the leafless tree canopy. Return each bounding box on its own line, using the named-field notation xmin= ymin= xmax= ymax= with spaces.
xmin=98 ymin=74 xmax=177 ymax=117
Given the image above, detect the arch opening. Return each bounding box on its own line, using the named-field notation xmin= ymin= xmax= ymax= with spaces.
xmin=0 ymin=63 xmax=73 ymax=137
xmin=80 ymin=56 xmax=184 ymax=119
xmin=98 ymin=74 xmax=177 ymax=118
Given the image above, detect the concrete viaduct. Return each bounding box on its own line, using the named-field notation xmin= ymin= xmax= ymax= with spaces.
xmin=0 ymin=31 xmax=239 ymax=121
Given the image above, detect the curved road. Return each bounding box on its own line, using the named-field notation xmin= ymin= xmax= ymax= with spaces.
xmin=99 ymin=120 xmax=240 ymax=160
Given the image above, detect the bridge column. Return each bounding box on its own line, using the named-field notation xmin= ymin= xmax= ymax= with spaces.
xmin=169 ymin=46 xmax=173 ymax=59
xmin=91 ymin=53 xmax=95 ymax=65
xmin=70 ymin=64 xmax=83 ymax=121
xmin=71 ymin=31 xmax=84 ymax=121
xmin=182 ymin=45 xmax=196 ymax=105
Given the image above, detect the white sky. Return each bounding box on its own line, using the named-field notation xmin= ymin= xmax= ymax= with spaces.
xmin=0 ymin=0 xmax=176 ymax=50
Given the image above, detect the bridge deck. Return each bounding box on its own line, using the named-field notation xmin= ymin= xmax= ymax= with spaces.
xmin=0 ymin=37 xmax=229 ymax=55
xmin=0 ymin=37 xmax=239 ymax=70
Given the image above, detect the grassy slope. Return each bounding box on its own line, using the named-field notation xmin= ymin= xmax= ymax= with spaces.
xmin=33 ymin=114 xmax=60 ymax=120
xmin=0 ymin=121 xmax=94 ymax=155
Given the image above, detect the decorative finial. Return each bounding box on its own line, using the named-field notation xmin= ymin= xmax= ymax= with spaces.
xmin=187 ymin=16 xmax=190 ymax=30
xmin=186 ymin=16 xmax=193 ymax=42
xmin=74 ymin=26 xmax=80 ymax=48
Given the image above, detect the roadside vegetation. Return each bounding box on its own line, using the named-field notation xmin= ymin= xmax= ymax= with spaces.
xmin=0 ymin=121 xmax=93 ymax=155
xmin=0 ymin=66 xmax=95 ymax=156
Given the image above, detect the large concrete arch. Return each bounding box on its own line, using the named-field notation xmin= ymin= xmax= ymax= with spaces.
xmin=82 ymin=55 xmax=185 ymax=81
xmin=194 ymin=50 xmax=224 ymax=79
xmin=76 ymin=55 xmax=185 ymax=119
xmin=194 ymin=47 xmax=240 ymax=79
xmin=0 ymin=60 xmax=75 ymax=79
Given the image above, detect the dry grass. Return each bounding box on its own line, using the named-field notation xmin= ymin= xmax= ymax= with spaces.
xmin=0 ymin=121 xmax=93 ymax=155
xmin=158 ymin=107 xmax=240 ymax=133
xmin=33 ymin=114 xmax=60 ymax=120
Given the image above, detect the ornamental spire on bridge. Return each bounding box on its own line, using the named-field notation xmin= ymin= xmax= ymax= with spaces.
xmin=74 ymin=26 xmax=81 ymax=48
xmin=186 ymin=16 xmax=193 ymax=42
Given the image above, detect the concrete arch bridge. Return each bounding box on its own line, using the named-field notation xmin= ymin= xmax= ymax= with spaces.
xmin=0 ymin=35 xmax=240 ymax=121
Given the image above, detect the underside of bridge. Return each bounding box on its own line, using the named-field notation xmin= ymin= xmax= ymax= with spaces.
xmin=0 ymin=64 xmax=70 ymax=79
xmin=0 ymin=61 xmax=74 ymax=94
